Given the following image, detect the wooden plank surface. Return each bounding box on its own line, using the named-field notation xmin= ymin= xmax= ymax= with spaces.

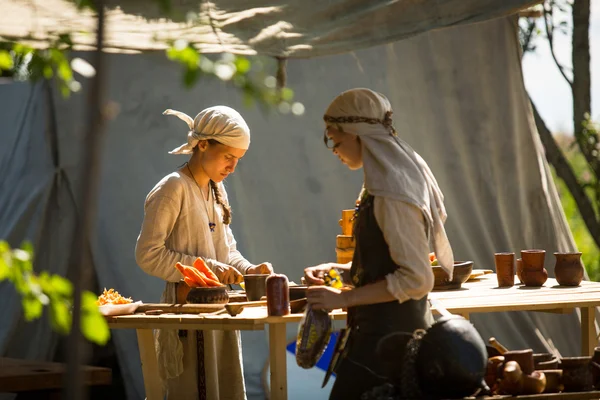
xmin=107 ymin=275 xmax=600 ymax=329
xmin=0 ymin=357 xmax=111 ymax=392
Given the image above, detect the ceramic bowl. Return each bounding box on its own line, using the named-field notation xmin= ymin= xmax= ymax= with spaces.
xmin=186 ymin=286 xmax=229 ymax=304
xmin=432 ymin=261 xmax=474 ymax=290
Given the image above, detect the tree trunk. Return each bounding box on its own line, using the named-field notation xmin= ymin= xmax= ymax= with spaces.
xmin=531 ymin=99 xmax=600 ymax=249
xmin=572 ymin=0 xmax=595 ymax=172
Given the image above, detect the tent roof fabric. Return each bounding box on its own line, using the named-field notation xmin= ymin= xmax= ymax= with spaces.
xmin=2 ymin=0 xmax=541 ymax=57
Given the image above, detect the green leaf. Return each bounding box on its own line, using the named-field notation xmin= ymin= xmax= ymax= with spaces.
xmin=43 ymin=65 xmax=54 ymax=79
xmin=0 ymin=50 xmax=13 ymax=70
xmin=234 ymin=57 xmax=251 ymax=74
xmin=183 ymin=68 xmax=200 ymax=88
xmin=49 ymin=300 xmax=72 ymax=335
xmin=50 ymin=275 xmax=73 ymax=297
xmin=57 ymin=60 xmax=73 ymax=81
xmin=81 ymin=291 xmax=110 ymax=345
xmin=280 ymin=87 xmax=294 ymax=102
xmin=0 ymin=256 xmax=8 ymax=281
xmin=22 ymin=295 xmax=43 ymax=321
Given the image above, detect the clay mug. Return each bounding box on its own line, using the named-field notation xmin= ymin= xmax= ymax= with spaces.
xmin=554 ymin=252 xmax=584 ymax=286
xmin=494 ymin=252 xmax=515 ymax=287
xmin=504 ymin=349 xmax=535 ymax=375
xmin=561 ymin=356 xmax=594 ymax=392
xmin=520 ymin=250 xmax=548 ymax=287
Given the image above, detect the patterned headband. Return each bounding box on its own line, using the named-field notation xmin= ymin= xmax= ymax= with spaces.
xmin=323 ymin=111 xmax=397 ymax=136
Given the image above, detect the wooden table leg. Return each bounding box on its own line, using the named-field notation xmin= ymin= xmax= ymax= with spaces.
xmin=136 ymin=329 xmax=164 ymax=400
xmin=580 ymin=307 xmax=597 ymax=356
xmin=269 ymin=323 xmax=287 ymax=400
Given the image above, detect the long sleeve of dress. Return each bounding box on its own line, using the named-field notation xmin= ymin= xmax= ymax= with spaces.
xmin=373 ymin=196 xmax=434 ymax=303
xmin=135 ymin=193 xmax=196 ymax=282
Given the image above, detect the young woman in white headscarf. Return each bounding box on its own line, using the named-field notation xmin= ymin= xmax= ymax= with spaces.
xmin=135 ymin=105 xmax=273 ymax=400
xmin=304 ymin=88 xmax=455 ymax=399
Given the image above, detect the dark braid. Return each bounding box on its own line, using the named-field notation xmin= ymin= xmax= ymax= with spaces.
xmin=210 ymin=180 xmax=232 ymax=224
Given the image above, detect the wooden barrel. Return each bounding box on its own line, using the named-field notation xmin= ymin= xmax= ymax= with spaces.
xmin=338 ymin=209 xmax=355 ymax=236
xmin=336 ymin=247 xmax=354 ymax=264
xmin=336 ymin=235 xmax=355 ymax=249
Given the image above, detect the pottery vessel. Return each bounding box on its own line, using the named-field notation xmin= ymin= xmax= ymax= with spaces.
xmin=522 ymin=371 xmax=546 ymax=395
xmin=539 ymin=369 xmax=563 ymax=393
xmin=504 ymin=349 xmax=535 ymax=375
xmin=561 ymin=356 xmax=594 ymax=392
xmin=244 ymin=274 xmax=270 ymax=301
xmin=520 ymin=250 xmax=548 ymax=287
xmin=516 ymin=258 xmax=523 ymax=284
xmin=554 ymin=252 xmax=584 ymax=286
xmin=186 ymin=286 xmax=229 ymax=304
xmin=495 ymin=252 xmax=515 ymax=287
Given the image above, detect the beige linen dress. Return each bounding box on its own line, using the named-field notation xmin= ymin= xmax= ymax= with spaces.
xmin=135 ymin=171 xmax=253 ymax=400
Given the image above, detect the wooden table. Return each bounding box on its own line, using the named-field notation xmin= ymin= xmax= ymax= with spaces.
xmin=430 ymin=274 xmax=600 ymax=356
xmin=0 ymin=357 xmax=112 ymax=399
xmin=107 ymin=275 xmax=600 ymax=400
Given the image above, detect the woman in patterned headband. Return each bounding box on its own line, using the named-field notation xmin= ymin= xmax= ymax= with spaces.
xmin=135 ymin=105 xmax=273 ymax=400
xmin=304 ymin=88 xmax=454 ymax=399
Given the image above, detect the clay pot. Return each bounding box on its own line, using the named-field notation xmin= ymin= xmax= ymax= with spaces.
xmin=504 ymin=349 xmax=535 ymax=375
xmin=554 ymin=252 xmax=584 ymax=286
xmin=494 ymin=252 xmax=515 ymax=287
xmin=561 ymin=356 xmax=594 ymax=392
xmin=520 ymin=250 xmax=548 ymax=287
xmin=522 ymin=371 xmax=546 ymax=395
xmin=592 ymin=347 xmax=600 ymax=388
xmin=186 ymin=286 xmax=229 ymax=304
xmin=499 ymin=361 xmax=524 ymax=395
xmin=485 ymin=356 xmax=505 ymax=389
xmin=539 ymin=369 xmax=563 ymax=393
xmin=244 ymin=274 xmax=270 ymax=301
xmin=516 ymin=258 xmax=523 ymax=284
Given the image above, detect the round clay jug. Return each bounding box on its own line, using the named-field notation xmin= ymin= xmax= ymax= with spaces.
xmin=554 ymin=252 xmax=584 ymax=286
xmin=520 ymin=250 xmax=547 ymax=287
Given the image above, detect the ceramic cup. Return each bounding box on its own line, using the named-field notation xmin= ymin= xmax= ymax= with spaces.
xmin=495 ymin=252 xmax=515 ymax=287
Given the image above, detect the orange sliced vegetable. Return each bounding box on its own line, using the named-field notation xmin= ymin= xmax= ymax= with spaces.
xmin=184 ymin=276 xmax=200 ymax=287
xmin=193 ymin=258 xmax=219 ymax=282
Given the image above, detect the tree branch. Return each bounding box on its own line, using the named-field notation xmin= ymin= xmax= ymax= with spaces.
xmin=543 ymin=3 xmax=573 ymax=86
xmin=531 ymin=98 xmax=600 ymax=249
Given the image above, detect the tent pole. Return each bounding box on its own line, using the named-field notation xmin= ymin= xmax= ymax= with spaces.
xmin=64 ymin=0 xmax=107 ymax=399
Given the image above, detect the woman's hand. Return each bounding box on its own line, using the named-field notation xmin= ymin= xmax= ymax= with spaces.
xmin=303 ymin=262 xmax=337 ymax=285
xmin=307 ymin=286 xmax=346 ymax=311
xmin=246 ymin=262 xmax=273 ymax=275
xmin=214 ymin=264 xmax=244 ymax=284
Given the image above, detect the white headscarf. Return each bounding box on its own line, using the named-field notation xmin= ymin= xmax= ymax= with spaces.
xmin=325 ymin=88 xmax=454 ymax=278
xmin=164 ymin=106 xmax=251 ymax=154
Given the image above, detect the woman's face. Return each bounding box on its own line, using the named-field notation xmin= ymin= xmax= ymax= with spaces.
xmin=198 ymin=140 xmax=246 ymax=182
xmin=325 ymin=126 xmax=363 ymax=170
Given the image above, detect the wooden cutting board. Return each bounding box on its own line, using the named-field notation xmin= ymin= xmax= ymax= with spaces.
xmin=137 ymin=303 xmax=225 ymax=314
xmin=467 ymin=269 xmax=494 ymax=281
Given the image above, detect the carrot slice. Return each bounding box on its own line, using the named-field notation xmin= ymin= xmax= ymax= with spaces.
xmin=193 ymin=258 xmax=219 ymax=282
xmin=185 ymin=266 xmax=209 ymax=287
xmin=197 ymin=270 xmax=223 ymax=287
xmin=184 ymin=276 xmax=199 ymax=287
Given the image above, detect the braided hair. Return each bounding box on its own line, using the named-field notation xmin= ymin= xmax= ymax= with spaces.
xmin=210 ymin=179 xmax=232 ymax=225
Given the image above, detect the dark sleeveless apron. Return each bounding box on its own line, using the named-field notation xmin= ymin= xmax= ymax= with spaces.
xmin=329 ymin=195 xmax=434 ymax=400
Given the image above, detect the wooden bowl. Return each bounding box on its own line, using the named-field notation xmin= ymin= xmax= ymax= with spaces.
xmin=432 ymin=261 xmax=474 ymax=290
xmin=186 ymin=286 xmax=229 ymax=304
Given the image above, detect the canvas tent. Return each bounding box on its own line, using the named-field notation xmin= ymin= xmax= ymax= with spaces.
xmin=0 ymin=1 xmax=592 ymax=399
